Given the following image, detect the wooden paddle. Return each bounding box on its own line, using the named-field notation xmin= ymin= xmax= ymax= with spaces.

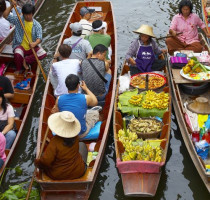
xmin=25 ymin=127 xmax=49 ymax=200
xmin=11 ymin=1 xmax=47 ymax=82
xmin=156 ymin=32 xmax=183 ymax=40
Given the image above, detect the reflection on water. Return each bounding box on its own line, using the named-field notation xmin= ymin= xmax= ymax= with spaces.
xmin=1 ymin=0 xmax=210 ymax=199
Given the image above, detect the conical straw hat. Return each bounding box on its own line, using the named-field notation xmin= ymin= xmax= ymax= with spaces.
xmin=48 ymin=111 xmax=81 ymax=138
xmin=133 ymin=24 xmax=156 ymax=38
xmin=187 ymin=97 xmax=210 ymax=114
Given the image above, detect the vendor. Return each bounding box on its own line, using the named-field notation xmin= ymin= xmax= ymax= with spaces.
xmin=125 ymin=24 xmax=166 ymax=76
xmin=166 ymin=0 xmax=210 ymax=55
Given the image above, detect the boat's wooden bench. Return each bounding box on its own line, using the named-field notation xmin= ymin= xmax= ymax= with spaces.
xmin=41 ymin=168 xmax=93 ymax=183
xmin=0 ymin=44 xmax=14 ymax=60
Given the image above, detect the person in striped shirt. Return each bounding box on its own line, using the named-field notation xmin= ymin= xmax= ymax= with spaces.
xmin=79 ymin=7 xmax=95 ymax=39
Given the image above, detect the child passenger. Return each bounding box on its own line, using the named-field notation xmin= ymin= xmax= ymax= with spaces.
xmin=125 ymin=24 xmax=166 ymax=76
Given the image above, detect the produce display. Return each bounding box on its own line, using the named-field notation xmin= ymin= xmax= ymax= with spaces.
xmin=128 ymin=118 xmax=162 ymax=135
xmin=130 ymin=73 xmax=166 ymax=90
xmin=182 ymin=58 xmax=210 ymax=74
xmin=118 ymin=129 xmax=163 ymax=162
xmin=128 ymin=94 xmax=143 ymax=105
xmin=118 ymin=89 xmax=169 ymax=118
xmin=142 ymin=90 xmax=169 ymax=110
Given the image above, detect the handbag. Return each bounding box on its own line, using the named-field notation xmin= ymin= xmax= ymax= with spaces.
xmin=87 ymin=59 xmax=108 ymax=83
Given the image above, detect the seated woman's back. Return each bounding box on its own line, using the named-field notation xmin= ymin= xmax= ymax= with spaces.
xmin=39 ymin=135 xmax=85 ymax=180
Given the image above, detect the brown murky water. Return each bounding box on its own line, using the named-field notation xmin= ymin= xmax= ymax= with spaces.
xmin=1 ymin=0 xmax=209 ymax=199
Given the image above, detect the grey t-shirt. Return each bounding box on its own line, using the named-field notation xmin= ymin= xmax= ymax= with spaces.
xmin=63 ymin=35 xmax=92 ymax=61
xmin=81 ymin=58 xmax=106 ymax=96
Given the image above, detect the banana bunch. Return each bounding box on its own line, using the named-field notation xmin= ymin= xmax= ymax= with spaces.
xmin=128 ymin=94 xmax=143 ymax=106
xmin=118 ymin=129 xmax=163 ymax=162
xmin=142 ymin=90 xmax=169 ymax=110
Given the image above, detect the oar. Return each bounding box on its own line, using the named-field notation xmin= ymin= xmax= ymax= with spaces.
xmin=25 ymin=127 xmax=49 ymax=200
xmin=11 ymin=1 xmax=47 ymax=81
xmin=156 ymin=32 xmax=183 ymax=40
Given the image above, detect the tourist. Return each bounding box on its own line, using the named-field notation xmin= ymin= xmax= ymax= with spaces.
xmin=0 ymin=90 xmax=16 ymax=149
xmin=0 ymin=0 xmax=10 ymax=41
xmin=0 ymin=132 xmax=6 ymax=169
xmin=81 ymin=44 xmax=111 ymax=102
xmin=50 ymin=44 xmax=81 ymax=97
xmin=52 ymin=74 xmax=99 ymax=139
xmin=0 ymin=75 xmax=14 ymax=99
xmin=85 ymin=20 xmax=111 ymax=60
xmin=63 ymin=22 xmax=92 ymax=61
xmin=79 ymin=6 xmax=95 ymax=38
xmin=35 ymin=111 xmax=88 ymax=180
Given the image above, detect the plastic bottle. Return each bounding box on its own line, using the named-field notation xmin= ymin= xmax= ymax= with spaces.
xmin=192 ymin=131 xmax=200 ymax=143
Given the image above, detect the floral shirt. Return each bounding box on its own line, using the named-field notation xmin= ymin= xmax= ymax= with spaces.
xmin=7 ymin=14 xmax=42 ymax=49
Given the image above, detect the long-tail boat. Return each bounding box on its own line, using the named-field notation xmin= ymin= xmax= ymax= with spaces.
xmin=166 ymin=33 xmax=210 ymax=193
xmin=113 ymin=56 xmax=172 ymax=197
xmin=0 ymin=0 xmax=46 ymax=177
xmin=0 ymin=0 xmax=45 ymax=49
xmin=0 ymin=52 xmax=40 ymax=177
xmin=35 ymin=1 xmax=117 ymax=199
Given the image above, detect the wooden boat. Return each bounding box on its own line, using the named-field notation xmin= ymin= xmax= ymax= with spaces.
xmin=35 ymin=1 xmax=117 ymax=199
xmin=201 ymin=0 xmax=210 ymax=43
xmin=0 ymin=51 xmax=40 ymax=177
xmin=0 ymin=0 xmax=46 ymax=178
xmin=113 ymin=58 xmax=172 ymax=197
xmin=166 ymin=33 xmax=210 ymax=192
xmin=0 ymin=0 xmax=45 ymax=50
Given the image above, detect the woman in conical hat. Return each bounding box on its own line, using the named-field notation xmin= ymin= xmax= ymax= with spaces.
xmin=125 ymin=24 xmax=166 ymax=75
xmin=35 ymin=111 xmax=88 ymax=180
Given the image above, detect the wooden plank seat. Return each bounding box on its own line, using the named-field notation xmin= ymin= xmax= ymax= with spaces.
xmin=41 ymin=168 xmax=93 ymax=182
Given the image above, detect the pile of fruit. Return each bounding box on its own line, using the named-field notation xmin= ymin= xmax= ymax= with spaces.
xmin=118 ymin=129 xmax=163 ymax=162
xmin=128 ymin=118 xmax=162 ymax=134
xmin=182 ymin=58 xmax=209 ymax=74
xmin=128 ymin=94 xmax=143 ymax=105
xmin=142 ymin=90 xmax=169 ymax=110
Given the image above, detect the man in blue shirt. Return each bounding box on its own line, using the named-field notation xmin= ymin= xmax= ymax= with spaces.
xmin=3 ymin=1 xmax=46 ymax=74
xmin=52 ymin=74 xmax=98 ymax=139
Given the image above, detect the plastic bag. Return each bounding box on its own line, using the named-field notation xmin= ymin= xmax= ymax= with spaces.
xmin=195 ymin=140 xmax=209 ymax=160
xmin=119 ymin=72 xmax=131 ymax=93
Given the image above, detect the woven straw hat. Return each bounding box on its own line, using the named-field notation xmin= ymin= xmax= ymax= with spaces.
xmin=48 ymin=111 xmax=81 ymax=138
xmin=133 ymin=24 xmax=156 ymax=38
xmin=187 ymin=97 xmax=210 ymax=114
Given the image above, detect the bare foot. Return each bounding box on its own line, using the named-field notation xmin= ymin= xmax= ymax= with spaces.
xmin=23 ymin=59 xmax=29 ymax=70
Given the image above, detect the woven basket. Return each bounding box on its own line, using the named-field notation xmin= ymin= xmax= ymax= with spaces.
xmin=128 ymin=117 xmax=163 ymax=139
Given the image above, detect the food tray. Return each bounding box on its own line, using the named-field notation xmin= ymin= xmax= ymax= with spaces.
xmin=180 ymin=69 xmax=210 ymax=82
xmin=130 ymin=72 xmax=166 ymax=90
xmin=128 ymin=117 xmax=163 ymax=139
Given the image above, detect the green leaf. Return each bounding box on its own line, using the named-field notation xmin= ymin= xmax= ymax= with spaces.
xmin=15 ymin=166 xmax=23 ymax=176
xmin=9 ymin=185 xmax=21 ymax=191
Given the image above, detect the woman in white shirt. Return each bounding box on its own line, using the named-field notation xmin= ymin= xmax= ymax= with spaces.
xmin=0 ymin=0 xmax=10 ymax=41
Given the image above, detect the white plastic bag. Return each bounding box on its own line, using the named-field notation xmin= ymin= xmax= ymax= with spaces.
xmin=119 ymin=72 xmax=131 ymax=93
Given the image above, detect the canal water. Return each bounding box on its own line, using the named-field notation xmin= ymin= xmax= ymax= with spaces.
xmin=1 ymin=0 xmax=210 ymax=199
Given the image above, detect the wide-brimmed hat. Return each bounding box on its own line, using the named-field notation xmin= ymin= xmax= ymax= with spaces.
xmin=133 ymin=24 xmax=156 ymax=38
xmin=70 ymin=22 xmax=83 ymax=33
xmin=48 ymin=111 xmax=81 ymax=138
xmin=187 ymin=97 xmax=210 ymax=114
